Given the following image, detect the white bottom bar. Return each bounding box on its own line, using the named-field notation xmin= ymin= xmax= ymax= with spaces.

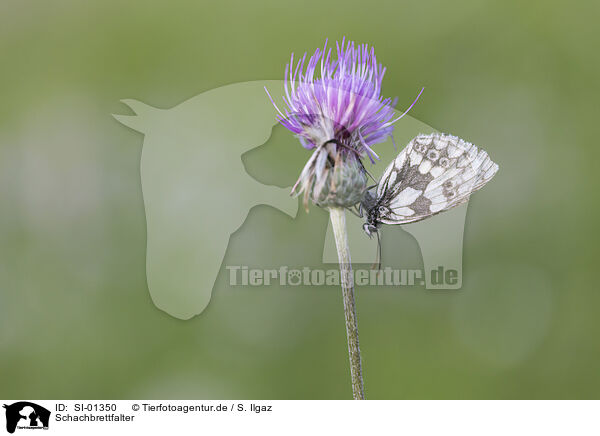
xmin=1 ymin=400 xmax=597 ymax=435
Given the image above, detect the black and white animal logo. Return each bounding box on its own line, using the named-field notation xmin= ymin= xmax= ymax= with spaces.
xmin=3 ymin=402 xmax=50 ymax=434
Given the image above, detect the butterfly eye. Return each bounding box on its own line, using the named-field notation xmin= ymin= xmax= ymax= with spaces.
xmin=427 ymin=150 xmax=439 ymax=161
xmin=439 ymin=157 xmax=450 ymax=167
xmin=378 ymin=206 xmax=388 ymax=215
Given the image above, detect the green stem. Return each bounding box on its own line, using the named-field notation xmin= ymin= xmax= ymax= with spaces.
xmin=329 ymin=206 xmax=365 ymax=400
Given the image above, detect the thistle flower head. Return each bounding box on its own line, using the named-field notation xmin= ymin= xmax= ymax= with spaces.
xmin=266 ymin=38 xmax=422 ymax=209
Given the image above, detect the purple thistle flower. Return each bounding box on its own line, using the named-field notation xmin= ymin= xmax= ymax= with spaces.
xmin=266 ymin=38 xmax=423 ymax=209
xmin=265 ymin=37 xmax=423 ymax=162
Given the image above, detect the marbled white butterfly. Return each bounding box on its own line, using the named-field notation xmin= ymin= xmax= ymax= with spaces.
xmin=359 ymin=133 xmax=499 ymax=237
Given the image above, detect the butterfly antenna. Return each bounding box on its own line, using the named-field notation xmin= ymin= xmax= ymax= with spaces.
xmin=346 ymin=206 xmax=361 ymax=218
xmin=322 ymin=138 xmax=379 ymax=184
xmin=357 ymin=158 xmax=377 ymax=183
xmin=364 ymin=167 xmax=377 ymax=183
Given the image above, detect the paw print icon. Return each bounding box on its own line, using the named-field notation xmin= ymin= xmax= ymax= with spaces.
xmin=286 ymin=270 xmax=303 ymax=286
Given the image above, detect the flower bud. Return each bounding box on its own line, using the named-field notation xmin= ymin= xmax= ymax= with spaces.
xmin=293 ymin=142 xmax=367 ymax=210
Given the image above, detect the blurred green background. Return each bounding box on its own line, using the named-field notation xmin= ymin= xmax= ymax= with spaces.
xmin=1 ymin=0 xmax=599 ymax=399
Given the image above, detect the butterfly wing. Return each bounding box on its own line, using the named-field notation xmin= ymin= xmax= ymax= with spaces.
xmin=374 ymin=133 xmax=498 ymax=225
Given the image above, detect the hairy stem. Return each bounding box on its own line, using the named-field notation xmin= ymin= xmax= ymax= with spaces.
xmin=329 ymin=207 xmax=365 ymax=400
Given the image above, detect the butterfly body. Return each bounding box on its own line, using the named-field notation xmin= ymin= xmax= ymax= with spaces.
xmin=359 ymin=133 xmax=499 ymax=237
xmin=359 ymin=190 xmax=380 ymax=236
